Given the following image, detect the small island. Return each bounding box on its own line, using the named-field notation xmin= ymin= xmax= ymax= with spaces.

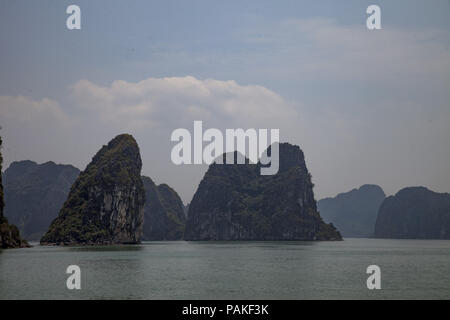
xmin=184 ymin=143 xmax=342 ymax=241
xmin=41 ymin=134 xmax=146 ymax=245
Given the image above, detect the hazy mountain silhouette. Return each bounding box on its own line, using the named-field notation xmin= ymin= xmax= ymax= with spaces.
xmin=318 ymin=185 xmax=386 ymax=238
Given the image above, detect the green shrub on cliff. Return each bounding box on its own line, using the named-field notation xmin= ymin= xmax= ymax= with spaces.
xmin=41 ymin=134 xmax=145 ymax=245
xmin=185 ymin=143 xmax=342 ymax=241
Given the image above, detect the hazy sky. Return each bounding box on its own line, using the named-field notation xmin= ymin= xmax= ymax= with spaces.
xmin=1 ymin=0 xmax=449 ymax=203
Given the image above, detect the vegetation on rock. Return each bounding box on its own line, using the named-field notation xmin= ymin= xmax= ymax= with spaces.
xmin=41 ymin=134 xmax=145 ymax=245
xmin=375 ymin=187 xmax=450 ymax=239
xmin=185 ymin=143 xmax=342 ymax=241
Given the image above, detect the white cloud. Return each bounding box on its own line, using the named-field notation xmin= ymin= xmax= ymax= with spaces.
xmin=1 ymin=19 xmax=450 ymax=202
xmin=69 ymin=76 xmax=298 ymax=131
xmin=0 ymin=76 xmax=300 ymax=202
xmin=240 ymin=18 xmax=450 ymax=86
xmin=234 ymin=18 xmax=450 ymax=198
xmin=0 ymin=95 xmax=75 ymax=169
xmin=0 ymin=95 xmax=69 ymax=126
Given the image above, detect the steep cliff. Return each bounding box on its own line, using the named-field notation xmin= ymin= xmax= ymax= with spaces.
xmin=183 ymin=203 xmax=190 ymax=219
xmin=142 ymin=176 xmax=185 ymax=240
xmin=0 ymin=136 xmax=29 ymax=248
xmin=0 ymin=138 xmax=3 ymax=223
xmin=184 ymin=143 xmax=341 ymax=241
xmin=41 ymin=134 xmax=145 ymax=245
xmin=374 ymin=187 xmax=450 ymax=239
xmin=318 ymin=185 xmax=385 ymax=237
xmin=3 ymin=160 xmax=80 ymax=240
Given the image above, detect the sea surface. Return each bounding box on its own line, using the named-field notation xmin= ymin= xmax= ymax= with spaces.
xmin=1 ymin=238 xmax=449 ymax=299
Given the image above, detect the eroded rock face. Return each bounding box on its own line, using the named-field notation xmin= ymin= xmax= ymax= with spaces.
xmin=375 ymin=187 xmax=450 ymax=239
xmin=0 ymin=219 xmax=30 ymax=248
xmin=142 ymin=176 xmax=185 ymax=240
xmin=41 ymin=134 xmax=145 ymax=245
xmin=184 ymin=143 xmax=342 ymax=241
xmin=3 ymin=160 xmax=80 ymax=240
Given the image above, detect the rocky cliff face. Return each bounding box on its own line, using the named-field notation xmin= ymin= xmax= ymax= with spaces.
xmin=0 ymin=138 xmax=3 ymax=223
xmin=142 ymin=176 xmax=186 ymax=240
xmin=3 ymin=160 xmax=80 ymax=240
xmin=0 ymin=136 xmax=29 ymax=248
xmin=0 ymin=220 xmax=30 ymax=248
xmin=374 ymin=187 xmax=450 ymax=239
xmin=318 ymin=185 xmax=386 ymax=237
xmin=41 ymin=134 xmax=145 ymax=245
xmin=184 ymin=143 xmax=341 ymax=241
xmin=183 ymin=203 xmax=189 ymax=219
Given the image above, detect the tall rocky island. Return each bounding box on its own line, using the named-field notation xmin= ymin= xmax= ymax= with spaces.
xmin=375 ymin=187 xmax=450 ymax=239
xmin=41 ymin=134 xmax=145 ymax=245
xmin=142 ymin=176 xmax=186 ymax=240
xmin=318 ymin=185 xmax=386 ymax=237
xmin=185 ymin=143 xmax=341 ymax=241
xmin=0 ymin=136 xmax=29 ymax=248
xmin=3 ymin=160 xmax=80 ymax=240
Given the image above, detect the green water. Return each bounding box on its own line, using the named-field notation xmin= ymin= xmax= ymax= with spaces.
xmin=0 ymin=238 xmax=449 ymax=299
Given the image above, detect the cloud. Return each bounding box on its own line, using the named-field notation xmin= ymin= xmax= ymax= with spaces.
xmin=1 ymin=18 xmax=449 ymax=202
xmin=0 ymin=95 xmax=75 ymax=169
xmin=231 ymin=18 xmax=450 ymax=198
xmin=0 ymin=76 xmax=300 ymax=202
xmin=69 ymin=76 xmax=298 ymax=131
xmin=0 ymin=95 xmax=69 ymax=126
xmin=239 ymin=18 xmax=450 ymax=88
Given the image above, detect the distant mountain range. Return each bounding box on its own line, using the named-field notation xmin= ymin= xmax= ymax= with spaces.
xmin=318 ymin=185 xmax=450 ymax=239
xmin=5 ymin=139 xmax=342 ymax=244
xmin=317 ymin=185 xmax=386 ymax=238
xmin=2 ymin=133 xmax=449 ymax=245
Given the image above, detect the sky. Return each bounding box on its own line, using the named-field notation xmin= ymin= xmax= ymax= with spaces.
xmin=0 ymin=0 xmax=449 ymax=203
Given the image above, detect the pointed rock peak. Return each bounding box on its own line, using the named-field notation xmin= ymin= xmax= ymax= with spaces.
xmin=92 ymin=134 xmax=141 ymax=166
xmin=41 ymin=134 xmax=145 ymax=245
xmin=107 ymin=133 xmax=138 ymax=149
xmin=277 ymin=142 xmax=306 ymax=172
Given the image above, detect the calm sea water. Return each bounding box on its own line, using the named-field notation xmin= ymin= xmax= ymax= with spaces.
xmin=0 ymin=238 xmax=449 ymax=299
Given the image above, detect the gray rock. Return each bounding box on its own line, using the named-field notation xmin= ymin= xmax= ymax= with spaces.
xmin=375 ymin=187 xmax=450 ymax=239
xmin=41 ymin=134 xmax=145 ymax=245
xmin=184 ymin=143 xmax=342 ymax=241
xmin=142 ymin=176 xmax=185 ymax=240
xmin=318 ymin=185 xmax=386 ymax=238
